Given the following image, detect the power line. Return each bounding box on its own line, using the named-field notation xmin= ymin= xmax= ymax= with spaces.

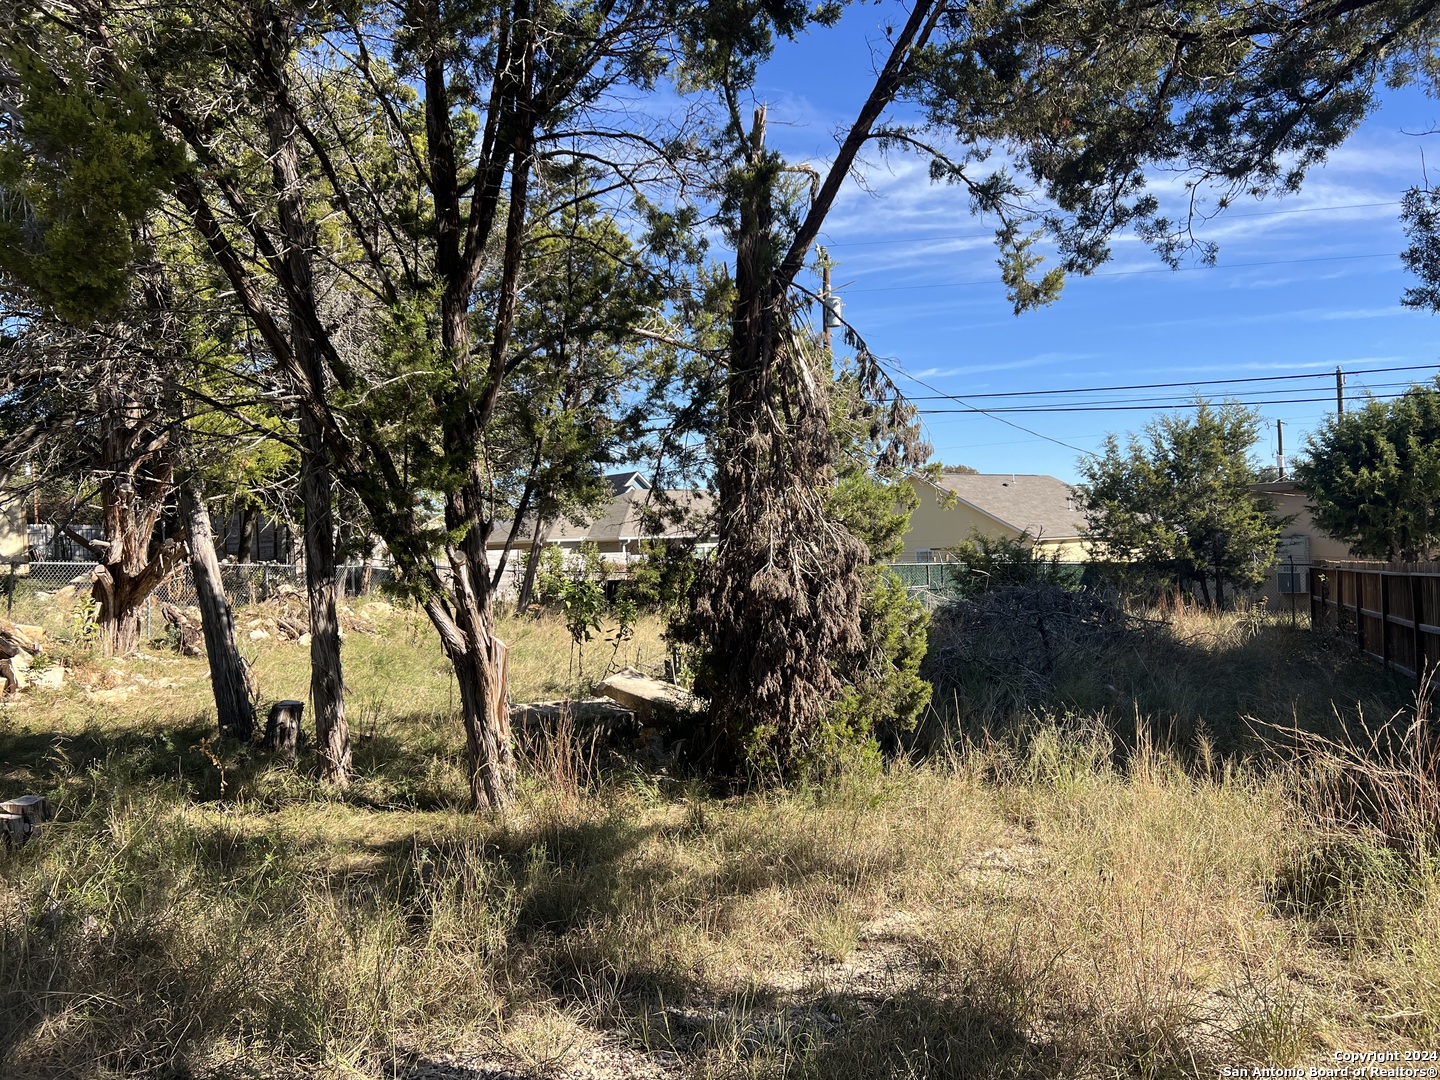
xmin=919 ymin=378 xmax=1426 ymax=409
xmin=882 ymin=359 xmax=1101 ymax=458
xmin=819 ymin=200 xmax=1402 ymax=249
xmin=903 ymin=363 xmax=1440 ymax=400
xmin=915 ymin=390 xmax=1417 ymax=414
xmin=848 ymin=251 xmax=1399 ymax=294
xmin=932 ymin=380 xmax=1421 ymax=411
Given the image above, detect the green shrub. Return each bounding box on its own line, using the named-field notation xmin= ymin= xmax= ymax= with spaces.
xmin=943 ymin=530 xmax=1066 ymax=597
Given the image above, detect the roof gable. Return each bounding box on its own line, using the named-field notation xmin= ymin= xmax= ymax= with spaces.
xmin=922 ymin=472 xmax=1084 ymax=539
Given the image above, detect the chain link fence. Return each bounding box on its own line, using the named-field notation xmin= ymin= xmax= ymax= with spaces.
xmin=881 ymin=561 xmax=1089 ymax=605
xmin=3 ymin=560 xmax=395 ymax=614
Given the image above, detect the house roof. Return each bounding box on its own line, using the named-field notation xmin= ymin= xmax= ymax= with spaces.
xmin=490 ymin=488 xmax=714 ymax=548
xmin=923 ymin=472 xmax=1085 ymax=540
xmin=606 ymin=470 xmax=651 ymax=495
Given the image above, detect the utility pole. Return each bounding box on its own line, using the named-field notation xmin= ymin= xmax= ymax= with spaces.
xmin=1276 ymin=418 xmax=1285 ymax=479
xmin=818 ymin=246 xmax=836 ymax=353
xmin=1336 ymin=366 xmax=1345 ymax=415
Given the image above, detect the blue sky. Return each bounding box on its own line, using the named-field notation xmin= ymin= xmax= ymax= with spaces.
xmin=743 ymin=8 xmax=1440 ymax=483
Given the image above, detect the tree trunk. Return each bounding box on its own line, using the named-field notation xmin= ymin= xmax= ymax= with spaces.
xmin=425 ymin=504 xmax=515 ymax=811
xmin=77 ymin=437 xmax=184 ymax=658
xmin=92 ymin=573 xmax=146 ymax=656
xmin=84 ymin=522 xmax=184 ymax=657
xmin=178 ymin=476 xmax=254 ymax=741
xmin=267 ymin=66 xmax=351 ymax=786
xmin=301 ymin=419 xmax=351 ymax=784
xmin=517 ymin=514 xmax=546 ymax=610
xmin=239 ymin=505 xmax=258 ymax=562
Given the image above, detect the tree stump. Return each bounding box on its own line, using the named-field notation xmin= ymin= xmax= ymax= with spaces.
xmin=2 ymin=795 xmax=50 ymax=824
xmin=0 ymin=795 xmax=50 ymax=846
xmin=262 ymin=700 xmax=304 ymax=760
xmin=0 ymin=814 xmax=28 ymax=846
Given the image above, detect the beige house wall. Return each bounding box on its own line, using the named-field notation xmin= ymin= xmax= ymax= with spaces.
xmin=1249 ymin=483 xmax=1351 ymax=608
xmin=0 ymin=496 xmax=26 ymax=561
xmin=1254 ymin=488 xmax=1351 ymax=563
xmin=901 ymin=478 xmax=1088 ymax=563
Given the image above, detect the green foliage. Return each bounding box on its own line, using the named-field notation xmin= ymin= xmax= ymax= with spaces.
xmin=628 ymin=539 xmax=702 ymax=617
xmin=1294 ymin=380 xmax=1440 ymax=561
xmin=944 ymin=529 xmax=1066 ymax=596
xmin=0 ymin=42 xmax=179 ymax=322
xmin=1077 ymin=401 xmax=1281 ymax=606
xmin=807 ymin=362 xmax=932 ymax=768
xmin=829 ymin=568 xmax=932 ymax=754
xmin=530 ymin=542 xmax=611 ymax=670
xmin=532 ymin=545 xmax=569 ymax=609
xmin=1401 ymin=186 xmax=1440 ymax=313
xmin=561 ymin=574 xmax=606 ymax=650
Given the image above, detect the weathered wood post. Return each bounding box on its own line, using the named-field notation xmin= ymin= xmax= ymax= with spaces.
xmin=1381 ymin=572 xmax=1391 ymax=671
xmin=263 ymin=700 xmax=304 ymax=762
xmin=1415 ymin=575 xmax=1427 ymax=689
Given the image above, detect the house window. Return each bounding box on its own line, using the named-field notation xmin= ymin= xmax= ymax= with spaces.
xmin=914 ymin=548 xmax=935 ymax=563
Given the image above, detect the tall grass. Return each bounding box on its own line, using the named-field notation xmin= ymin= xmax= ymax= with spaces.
xmin=1 ymin=598 xmax=1437 ymax=1076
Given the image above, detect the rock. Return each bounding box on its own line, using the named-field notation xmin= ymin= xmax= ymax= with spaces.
xmin=297 ymin=632 xmax=312 ymax=646
xmin=596 ymin=667 xmax=697 ymax=728
xmin=8 ymin=652 xmax=29 ymax=689
xmin=31 ymin=666 xmax=64 ymax=691
xmin=33 ymin=591 xmax=51 ymax=602
xmin=88 ymin=686 xmax=135 ymax=703
xmin=248 ymin=628 xmax=270 ymax=641
xmin=510 ymin=698 xmax=635 ymax=731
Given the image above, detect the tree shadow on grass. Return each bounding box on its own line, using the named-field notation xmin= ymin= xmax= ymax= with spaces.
xmin=922 ymin=604 xmax=1419 ymax=768
xmin=0 ymin=705 xmax=485 ymax=813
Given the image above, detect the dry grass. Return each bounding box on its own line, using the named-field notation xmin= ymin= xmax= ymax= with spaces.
xmin=0 ymin=596 xmax=1436 ymax=1078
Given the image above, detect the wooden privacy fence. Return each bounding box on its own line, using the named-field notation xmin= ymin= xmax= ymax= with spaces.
xmin=1310 ymin=560 xmax=1440 ymax=683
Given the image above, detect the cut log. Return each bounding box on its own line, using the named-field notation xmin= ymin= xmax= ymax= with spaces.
xmin=275 ymin=615 xmax=307 ymax=641
xmin=0 ymin=618 xmax=42 ymax=660
xmin=160 ymin=602 xmax=204 ymax=657
xmin=595 ymin=667 xmax=697 ymax=729
xmin=263 ymin=700 xmax=304 ymax=760
xmin=0 ymin=657 xmax=21 ymax=696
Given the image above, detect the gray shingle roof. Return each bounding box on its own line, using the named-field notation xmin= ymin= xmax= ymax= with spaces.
xmin=927 ymin=473 xmax=1084 ymax=540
